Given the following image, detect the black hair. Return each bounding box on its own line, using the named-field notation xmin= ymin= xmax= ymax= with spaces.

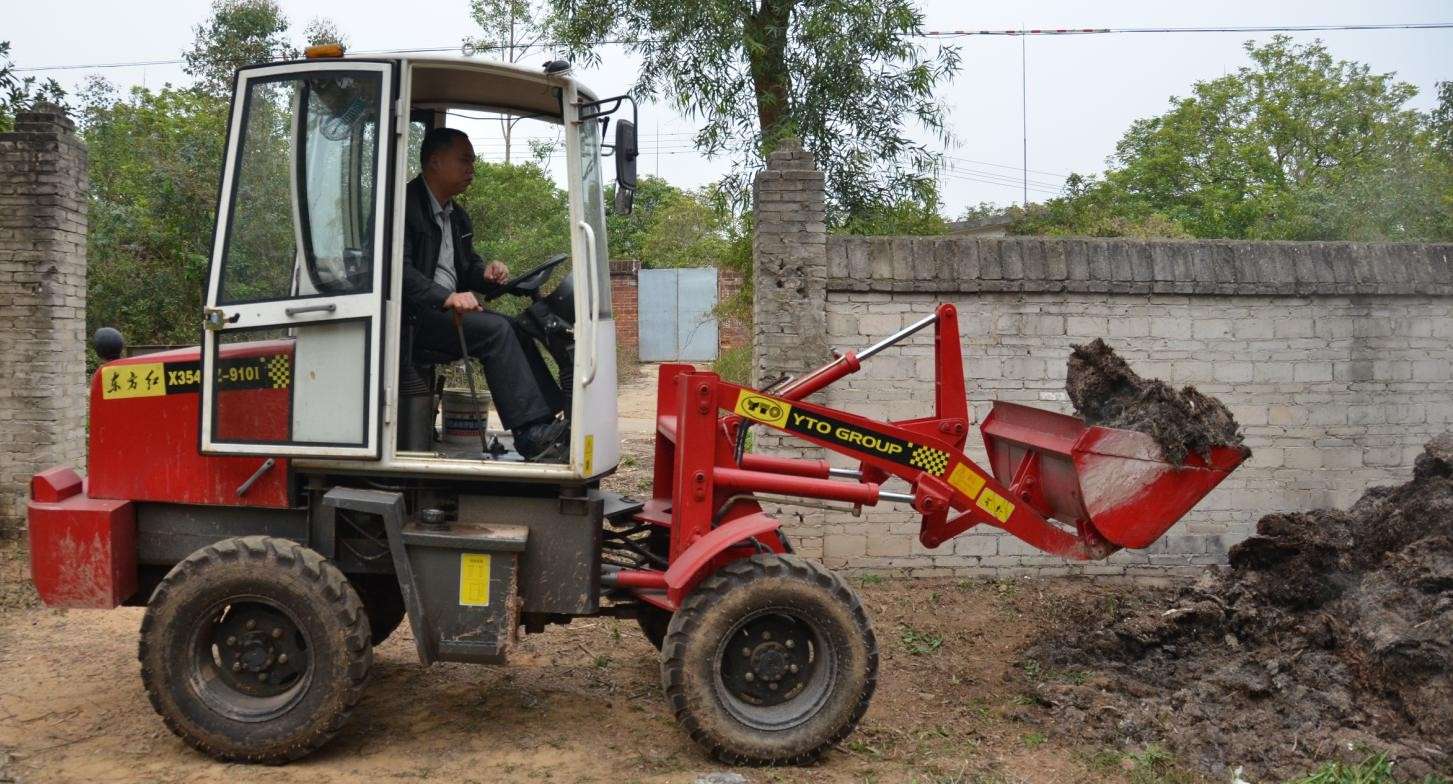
xmin=420 ymin=127 xmax=470 ymax=167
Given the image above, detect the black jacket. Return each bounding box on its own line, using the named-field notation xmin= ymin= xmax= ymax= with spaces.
xmin=401 ymin=175 xmax=502 ymax=318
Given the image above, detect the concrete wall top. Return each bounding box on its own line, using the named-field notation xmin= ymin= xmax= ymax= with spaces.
xmin=827 ymin=235 xmax=1453 ymax=297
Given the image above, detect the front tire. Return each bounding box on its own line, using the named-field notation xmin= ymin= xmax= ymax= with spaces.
xmin=661 ymin=554 xmax=877 ymax=765
xmin=139 ymin=536 xmax=372 ymax=763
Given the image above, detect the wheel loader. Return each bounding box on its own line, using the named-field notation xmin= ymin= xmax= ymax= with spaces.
xmin=26 ymin=47 xmax=1248 ymax=765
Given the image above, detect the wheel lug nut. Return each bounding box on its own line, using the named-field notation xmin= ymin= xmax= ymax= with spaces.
xmin=277 ymin=654 xmax=288 ymax=665
xmin=762 ymin=631 xmax=771 ymax=640
xmin=790 ymin=663 xmax=799 ymax=673
xmin=741 ymin=648 xmax=751 ymax=657
xmin=271 ymin=628 xmax=283 ymax=639
xmin=744 ymin=672 xmax=754 ymax=682
xmin=785 ymin=639 xmax=795 ymax=649
xmin=245 ymin=619 xmax=256 ymax=631
xmin=232 ymin=662 xmax=241 ymax=672
xmin=225 ymin=636 xmax=237 ymax=647
xmin=769 ymin=682 xmax=779 ymax=691
xmin=258 ymin=673 xmax=268 ymax=682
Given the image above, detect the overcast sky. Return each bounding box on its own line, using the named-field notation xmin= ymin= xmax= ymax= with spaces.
xmin=6 ymin=0 xmax=1451 ymax=215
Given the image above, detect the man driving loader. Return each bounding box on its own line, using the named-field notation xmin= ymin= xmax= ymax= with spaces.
xmin=404 ymin=127 xmax=569 ymax=461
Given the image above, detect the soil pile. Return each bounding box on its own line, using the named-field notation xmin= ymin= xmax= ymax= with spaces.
xmin=1029 ymin=434 xmax=1453 ymax=779
xmin=1066 ymin=338 xmax=1244 ymax=465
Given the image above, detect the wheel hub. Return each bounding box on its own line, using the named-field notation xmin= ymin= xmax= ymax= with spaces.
xmin=720 ymin=613 xmax=815 ymax=706
xmin=749 ymin=644 xmax=789 ymax=681
xmin=210 ymin=603 xmax=309 ymax=698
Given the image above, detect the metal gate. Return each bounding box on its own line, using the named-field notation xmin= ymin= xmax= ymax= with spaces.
xmin=638 ymin=267 xmax=719 ymax=362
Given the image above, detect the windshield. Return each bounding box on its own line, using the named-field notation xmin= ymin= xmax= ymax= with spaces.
xmin=578 ymin=116 xmax=611 ymax=319
xmin=217 ymin=71 xmax=381 ymax=305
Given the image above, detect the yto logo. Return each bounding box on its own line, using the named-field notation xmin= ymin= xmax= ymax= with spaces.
xmin=735 ymin=393 xmax=791 ymax=427
xmin=744 ymin=397 xmax=781 ymax=420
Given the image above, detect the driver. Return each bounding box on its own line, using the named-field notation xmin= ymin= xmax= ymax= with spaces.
xmin=403 ymin=127 xmax=568 ymax=462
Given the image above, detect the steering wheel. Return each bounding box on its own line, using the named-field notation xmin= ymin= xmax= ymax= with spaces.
xmin=489 ymin=253 xmax=569 ymax=300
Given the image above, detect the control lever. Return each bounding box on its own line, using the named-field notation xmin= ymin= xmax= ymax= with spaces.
xmin=452 ymin=311 xmax=491 ymax=457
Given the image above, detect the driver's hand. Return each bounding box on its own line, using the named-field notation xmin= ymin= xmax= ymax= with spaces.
xmin=443 ymin=291 xmax=483 ymax=313
xmin=484 ymin=260 xmax=509 ymax=285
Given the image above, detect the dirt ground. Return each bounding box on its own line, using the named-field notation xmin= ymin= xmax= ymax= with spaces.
xmin=0 ymin=364 xmax=1429 ymax=783
xmin=1 ymin=530 xmax=1174 ymax=784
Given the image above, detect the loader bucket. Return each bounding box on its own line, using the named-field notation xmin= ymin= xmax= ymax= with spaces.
xmin=980 ymin=401 xmax=1248 ymax=550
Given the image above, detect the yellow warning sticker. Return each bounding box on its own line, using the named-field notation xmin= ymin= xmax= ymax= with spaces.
xmin=735 ymin=392 xmax=791 ymax=428
xmin=583 ymin=434 xmax=595 ymax=474
xmin=948 ymin=463 xmax=986 ymax=500
xmin=458 ymin=553 xmax=492 ymax=607
xmin=976 ymin=487 xmax=1016 ymax=523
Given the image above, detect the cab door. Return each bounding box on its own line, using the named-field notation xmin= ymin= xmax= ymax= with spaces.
xmin=200 ymin=61 xmax=394 ymax=458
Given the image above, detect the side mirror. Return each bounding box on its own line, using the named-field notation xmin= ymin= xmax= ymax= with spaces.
xmin=614 ymin=119 xmax=638 ymax=215
xmin=614 ymin=185 xmax=635 ymax=215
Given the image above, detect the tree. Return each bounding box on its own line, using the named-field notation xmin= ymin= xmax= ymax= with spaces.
xmin=302 ymin=18 xmax=349 ymax=49
xmin=457 ymin=160 xmax=571 ymax=274
xmin=184 ymin=0 xmax=296 ymax=97
xmin=78 ymin=79 xmax=230 ymax=347
xmin=0 ymin=41 xmax=66 ymax=132
xmin=839 ymin=180 xmax=949 ymax=236
xmin=640 ymin=191 xmax=731 ymax=268
xmin=1431 ymin=81 xmax=1453 ymax=158
xmin=550 ymin=0 xmax=959 ymax=222
xmin=465 ymin=0 xmax=557 ymax=162
xmin=1014 ymin=37 xmax=1452 ymax=241
xmin=604 ymin=175 xmax=685 ymax=260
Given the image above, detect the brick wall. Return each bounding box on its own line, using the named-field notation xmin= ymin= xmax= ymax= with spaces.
xmin=0 ymin=106 xmax=88 ymax=534
xmin=610 ymin=260 xmax=640 ymax=356
xmin=752 ymin=139 xmax=1453 ymax=577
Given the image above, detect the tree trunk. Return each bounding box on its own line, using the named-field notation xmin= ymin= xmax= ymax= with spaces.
xmin=744 ymin=0 xmax=794 ymax=155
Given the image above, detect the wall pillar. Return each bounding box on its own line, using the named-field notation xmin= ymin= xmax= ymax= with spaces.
xmin=0 ymin=104 xmax=88 ymax=534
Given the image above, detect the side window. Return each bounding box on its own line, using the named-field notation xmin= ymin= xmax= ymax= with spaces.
xmin=577 ymin=116 xmax=612 ymax=319
xmin=217 ymin=72 xmax=381 ymax=304
xmin=406 ymin=119 xmax=427 ymax=181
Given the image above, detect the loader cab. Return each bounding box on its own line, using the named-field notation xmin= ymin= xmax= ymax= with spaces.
xmin=198 ymin=54 xmax=624 ymax=480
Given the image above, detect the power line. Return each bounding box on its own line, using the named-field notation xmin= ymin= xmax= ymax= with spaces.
xmin=13 ymin=22 xmax=1451 ymax=72
xmin=922 ymin=22 xmax=1453 ymax=37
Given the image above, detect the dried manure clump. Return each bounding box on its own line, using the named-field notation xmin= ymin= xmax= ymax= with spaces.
xmin=1066 ymin=338 xmax=1244 ymax=465
xmin=1028 ymin=434 xmax=1453 ymax=780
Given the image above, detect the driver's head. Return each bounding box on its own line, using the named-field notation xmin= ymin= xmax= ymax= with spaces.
xmin=420 ymin=127 xmax=475 ymax=201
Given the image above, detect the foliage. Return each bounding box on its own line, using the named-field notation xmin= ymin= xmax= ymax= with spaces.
xmin=604 ymin=175 xmax=684 ymax=260
xmin=549 ymin=0 xmax=960 ymax=223
xmin=712 ymin=344 xmax=750 ymax=385
xmin=465 ymin=0 xmax=557 ymax=162
xmin=301 ymin=18 xmax=349 ymax=49
xmin=0 ymin=42 xmax=66 ymax=133
xmin=1012 ymin=37 xmax=1453 ymax=241
xmin=79 ymin=80 xmax=229 ymax=346
xmin=184 ymin=0 xmax=296 ymax=97
xmin=1287 ymin=751 xmax=1451 ymax=784
xmin=640 ymin=191 xmax=731 ymax=268
xmin=839 ymin=180 xmax=949 ymax=236
xmin=457 ymin=160 xmax=570 ymax=275
xmin=1431 ymin=81 xmax=1453 ymax=158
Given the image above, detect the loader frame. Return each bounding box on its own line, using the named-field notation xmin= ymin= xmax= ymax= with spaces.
xmin=610 ymin=303 xmax=1124 ymax=611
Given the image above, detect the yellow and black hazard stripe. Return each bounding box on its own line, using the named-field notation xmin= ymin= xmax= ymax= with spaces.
xmin=101 ymin=355 xmax=291 ymax=400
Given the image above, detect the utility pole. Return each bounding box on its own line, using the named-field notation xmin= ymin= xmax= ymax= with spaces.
xmin=1021 ymin=28 xmax=1028 ymax=207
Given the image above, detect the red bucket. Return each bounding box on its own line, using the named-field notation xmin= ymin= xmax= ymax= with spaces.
xmin=980 ymin=401 xmax=1248 ymax=549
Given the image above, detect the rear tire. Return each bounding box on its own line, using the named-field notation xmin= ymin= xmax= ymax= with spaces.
xmin=661 ymin=554 xmax=877 ymax=765
xmin=350 ymin=574 xmax=407 ymax=646
xmin=637 ymin=604 xmax=672 ymax=650
xmin=139 ymin=536 xmax=372 ymax=763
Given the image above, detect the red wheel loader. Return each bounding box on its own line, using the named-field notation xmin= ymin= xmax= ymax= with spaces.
xmin=26 ymin=49 xmax=1248 ymax=765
